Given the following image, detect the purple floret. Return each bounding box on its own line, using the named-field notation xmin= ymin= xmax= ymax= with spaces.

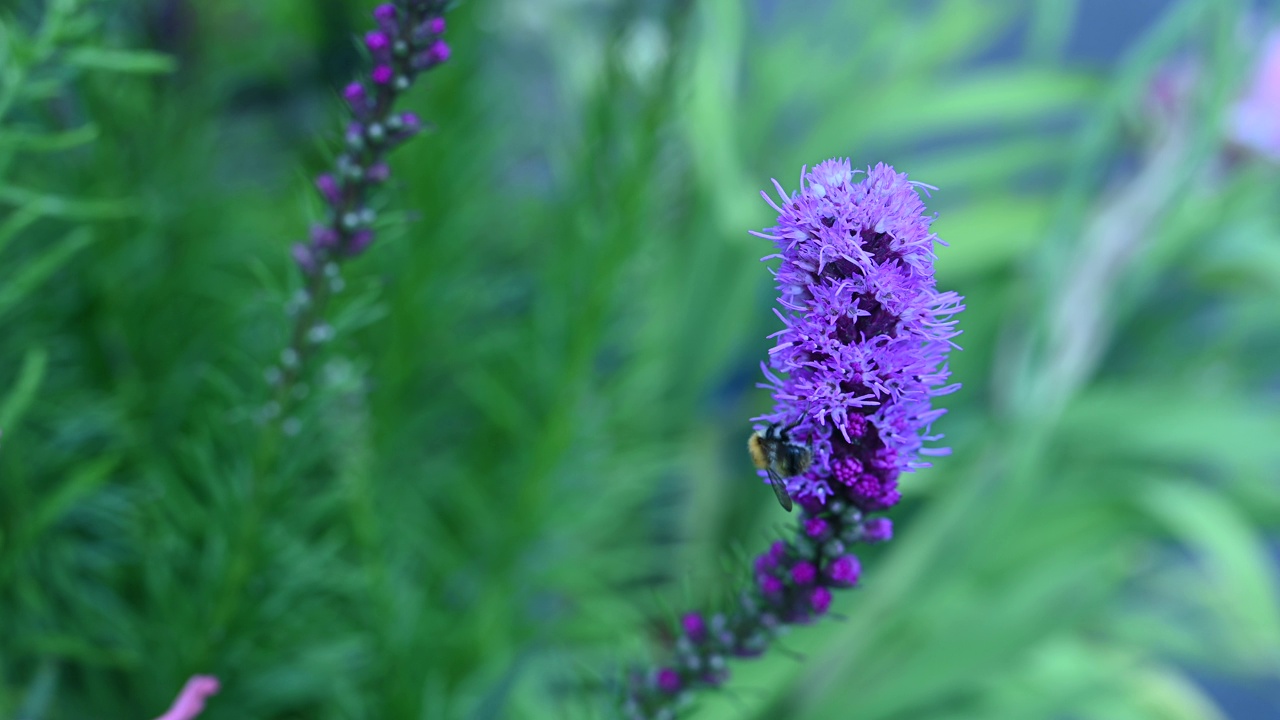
xmin=826 ymin=554 xmax=862 ymax=587
xmin=861 ymin=517 xmax=893 ymax=543
xmin=656 ymin=668 xmax=681 ymax=694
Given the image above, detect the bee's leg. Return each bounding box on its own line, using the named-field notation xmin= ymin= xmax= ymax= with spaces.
xmin=783 ymin=410 xmax=809 ymax=433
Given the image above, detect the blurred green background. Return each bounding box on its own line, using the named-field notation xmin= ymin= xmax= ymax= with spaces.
xmin=2 ymin=0 xmax=1279 ymax=718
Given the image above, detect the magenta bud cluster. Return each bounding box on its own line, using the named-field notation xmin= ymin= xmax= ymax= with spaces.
xmin=292 ymin=1 xmax=450 ymax=276
xmin=624 ymin=500 xmax=897 ymax=718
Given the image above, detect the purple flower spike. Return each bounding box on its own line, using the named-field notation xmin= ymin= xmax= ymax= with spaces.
xmin=861 ymin=517 xmax=893 ymax=543
xmin=826 ymin=555 xmax=861 ymax=587
xmin=656 ymin=668 xmax=681 ymax=694
xmin=791 ymin=561 xmax=816 ymax=585
xmin=620 ymin=160 xmax=961 ymax=719
xmin=810 ymin=587 xmax=833 ymax=615
xmin=272 ymin=0 xmax=451 ymax=509
xmin=757 ymin=159 xmax=962 ymax=508
xmin=681 ymin=612 xmax=707 ymax=643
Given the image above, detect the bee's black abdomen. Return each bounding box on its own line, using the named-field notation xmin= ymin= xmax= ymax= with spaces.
xmin=779 ymin=443 xmax=813 ymax=477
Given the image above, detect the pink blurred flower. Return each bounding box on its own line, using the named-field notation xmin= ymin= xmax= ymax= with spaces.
xmin=1229 ymin=31 xmax=1280 ymax=159
xmin=153 ymin=675 xmax=219 ymax=720
xmin=1144 ymin=56 xmax=1199 ymax=133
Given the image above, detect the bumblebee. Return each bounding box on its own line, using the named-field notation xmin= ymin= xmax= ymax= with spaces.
xmin=747 ymin=417 xmax=813 ymax=512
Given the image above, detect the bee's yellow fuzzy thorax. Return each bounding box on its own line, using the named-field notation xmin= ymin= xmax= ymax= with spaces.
xmin=747 ymin=432 xmax=770 ymax=471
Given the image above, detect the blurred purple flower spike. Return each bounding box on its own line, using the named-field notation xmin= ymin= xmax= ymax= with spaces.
xmin=290 ymin=0 xmax=450 ymax=278
xmin=1230 ymin=31 xmax=1280 ymax=160
xmin=153 ymin=675 xmax=219 ymax=720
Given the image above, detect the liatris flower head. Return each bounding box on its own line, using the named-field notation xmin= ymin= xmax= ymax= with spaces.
xmin=623 ymin=159 xmax=961 ymax=718
xmin=754 ymin=158 xmax=963 ymax=509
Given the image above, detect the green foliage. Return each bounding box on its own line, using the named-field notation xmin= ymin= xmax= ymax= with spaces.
xmin=2 ymin=0 xmax=1278 ymax=718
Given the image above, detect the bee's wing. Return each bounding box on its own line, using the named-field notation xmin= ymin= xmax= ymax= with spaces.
xmin=767 ymin=468 xmax=794 ymax=512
